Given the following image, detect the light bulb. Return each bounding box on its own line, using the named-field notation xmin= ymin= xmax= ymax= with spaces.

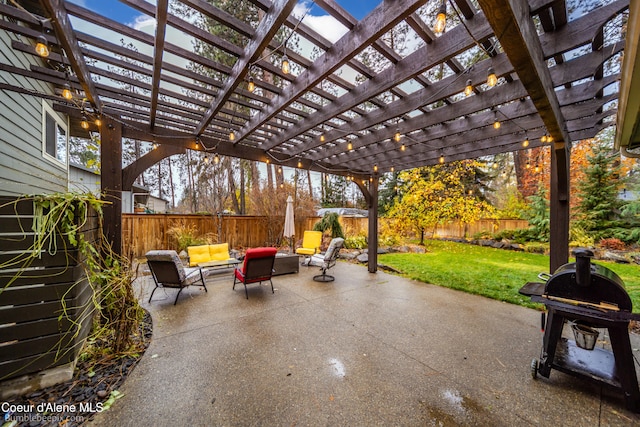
xmin=229 ymin=130 xmax=235 ymax=141
xmin=297 ymin=160 xmax=302 ymax=168
xmin=81 ymin=116 xmax=89 ymax=130
xmin=540 ymin=135 xmax=547 ymax=143
xmin=94 ymin=117 xmax=102 ymax=127
xmin=347 ymin=142 xmax=353 ymax=151
xmin=35 ymin=35 xmax=49 ymax=57
xmin=522 ymin=138 xmax=529 ymax=147
xmin=61 ymin=83 xmax=73 ymax=100
xmin=493 ymin=119 xmax=501 ymax=129
xmin=204 ymin=155 xmax=209 ymax=164
xmin=281 ymin=54 xmax=290 ymax=75
xmin=320 ymin=134 xmax=325 ymax=143
xmin=439 ymin=155 xmax=445 ymax=164
xmin=374 ymin=164 xmax=378 ymax=172
xmin=487 ymin=67 xmax=497 ymax=87
xmin=434 ymin=2 xmax=447 ymax=34
xmin=464 ymin=79 xmax=473 ymax=96
xmin=214 ymin=154 xmax=220 ymax=164
xmin=400 ymin=144 xmax=406 ymax=151
xmin=394 ymin=130 xmax=401 ymax=142
xmin=247 ymin=76 xmax=255 ymax=92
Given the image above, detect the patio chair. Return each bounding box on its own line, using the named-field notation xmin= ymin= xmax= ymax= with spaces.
xmin=311 ymin=237 xmax=344 ymax=282
xmin=233 ymin=247 xmax=278 ymax=299
xmin=295 ymin=230 xmax=323 ymax=265
xmin=145 ymin=250 xmax=208 ymax=305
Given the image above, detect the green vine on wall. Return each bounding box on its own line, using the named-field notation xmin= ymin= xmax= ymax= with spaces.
xmin=1 ymin=193 xmax=143 ymax=372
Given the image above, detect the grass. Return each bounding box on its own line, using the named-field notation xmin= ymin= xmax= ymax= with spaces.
xmin=378 ymin=239 xmax=640 ymax=313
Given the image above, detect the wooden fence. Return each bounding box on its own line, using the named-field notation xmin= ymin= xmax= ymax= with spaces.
xmin=123 ymin=214 xmax=529 ymax=259
xmin=0 ymin=197 xmax=96 ymax=383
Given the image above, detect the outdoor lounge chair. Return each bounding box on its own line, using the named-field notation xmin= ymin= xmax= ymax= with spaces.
xmin=145 ymin=250 xmax=208 ymax=305
xmin=233 ymin=247 xmax=278 ymax=299
xmin=311 ymin=237 xmax=344 ymax=282
xmin=295 ymin=230 xmax=323 ymax=264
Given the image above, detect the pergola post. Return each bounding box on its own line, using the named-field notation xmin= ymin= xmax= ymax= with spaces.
xmin=355 ymin=178 xmax=378 ymax=273
xmin=101 ymin=117 xmax=122 ymax=256
xmin=549 ymin=142 xmax=570 ymax=272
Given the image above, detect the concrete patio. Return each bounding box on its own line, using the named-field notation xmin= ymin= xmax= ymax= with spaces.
xmin=90 ymin=261 xmax=640 ymax=426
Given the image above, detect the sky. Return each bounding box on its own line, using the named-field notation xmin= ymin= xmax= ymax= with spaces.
xmin=71 ymin=0 xmax=380 ymax=28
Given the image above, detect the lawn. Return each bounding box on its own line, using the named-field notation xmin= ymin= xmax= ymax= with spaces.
xmin=378 ymin=239 xmax=640 ymax=313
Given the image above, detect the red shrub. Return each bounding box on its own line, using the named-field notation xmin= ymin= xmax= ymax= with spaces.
xmin=598 ymin=238 xmax=626 ymax=251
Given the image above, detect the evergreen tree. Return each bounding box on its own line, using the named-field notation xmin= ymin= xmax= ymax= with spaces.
xmin=575 ymin=143 xmax=623 ymax=233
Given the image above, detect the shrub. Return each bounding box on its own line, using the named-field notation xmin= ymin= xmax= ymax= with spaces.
xmin=524 ymin=242 xmax=549 ymax=254
xmin=378 ymin=220 xmax=403 ymax=246
xmin=167 ymin=221 xmax=207 ymax=252
xmin=313 ymin=212 xmax=345 ymax=238
xmin=599 ymin=238 xmax=625 ymax=251
xmin=569 ymin=224 xmax=594 ymax=248
xmin=345 ymin=234 xmax=367 ymax=249
xmin=473 ymin=231 xmax=493 ymax=240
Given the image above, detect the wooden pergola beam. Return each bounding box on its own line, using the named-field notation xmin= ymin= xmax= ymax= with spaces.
xmin=194 ymin=0 xmax=298 ymax=136
xmin=39 ymin=0 xmax=102 ymax=112
xmin=149 ymin=0 xmax=168 ymax=130
xmin=236 ymin=0 xmax=428 ymax=147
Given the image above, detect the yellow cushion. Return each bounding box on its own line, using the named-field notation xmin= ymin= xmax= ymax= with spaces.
xmin=187 ymin=245 xmax=210 ymax=267
xmin=208 ymin=243 xmax=230 ymax=261
xmin=296 ymin=247 xmax=316 ymax=255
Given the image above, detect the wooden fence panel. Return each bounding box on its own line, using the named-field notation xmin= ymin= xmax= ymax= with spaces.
xmin=0 ymin=197 xmax=95 ymax=382
xmin=123 ymin=214 xmax=530 ymax=258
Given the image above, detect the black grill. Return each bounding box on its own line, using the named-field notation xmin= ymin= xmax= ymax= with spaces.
xmin=520 ymin=248 xmax=640 ymax=412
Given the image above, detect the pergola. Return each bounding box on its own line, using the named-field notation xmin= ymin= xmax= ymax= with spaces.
xmin=0 ymin=0 xmax=631 ymax=273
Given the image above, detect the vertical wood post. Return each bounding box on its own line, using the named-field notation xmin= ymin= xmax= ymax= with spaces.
xmin=549 ymin=142 xmax=570 ymax=273
xmin=367 ymin=178 xmax=379 ymax=273
xmin=356 ymin=178 xmax=378 ymax=273
xmin=101 ymin=117 xmax=122 ymax=256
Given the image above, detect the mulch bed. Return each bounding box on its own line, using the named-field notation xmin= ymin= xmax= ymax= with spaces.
xmin=6 ymin=311 xmax=152 ymax=427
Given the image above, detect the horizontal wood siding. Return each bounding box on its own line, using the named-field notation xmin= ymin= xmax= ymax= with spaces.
xmin=0 ymin=30 xmax=68 ymax=196
xmin=124 ymin=214 xmax=529 ymax=258
xmin=0 ymin=197 xmax=95 ymax=381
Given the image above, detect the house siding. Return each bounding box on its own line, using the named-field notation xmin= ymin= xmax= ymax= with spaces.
xmin=0 ymin=29 xmax=68 ymax=196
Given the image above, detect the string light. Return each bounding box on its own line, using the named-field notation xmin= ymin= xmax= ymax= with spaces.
xmin=400 ymin=143 xmax=406 ymax=151
xmin=394 ymin=129 xmax=401 ymax=142
xmin=281 ymin=54 xmax=290 ymax=75
xmin=522 ymin=138 xmax=529 ymax=147
xmin=297 ymin=159 xmax=302 ymax=168
xmin=493 ymin=116 xmax=501 ymax=129
xmin=214 ymin=154 xmax=220 ymax=164
xmin=80 ymin=115 xmax=89 ymax=130
xmin=247 ymin=76 xmax=255 ymax=92
xmin=35 ymin=34 xmax=49 ymax=57
xmin=439 ymin=154 xmax=445 ymax=164
xmin=540 ymin=135 xmax=547 ymax=143
xmin=464 ymin=79 xmax=473 ymax=96
xmin=203 ymin=154 xmax=209 ymax=164
xmin=229 ymin=130 xmax=235 ymax=141
xmin=487 ymin=67 xmax=497 ymax=87
xmin=320 ymin=133 xmax=325 ymax=143
xmin=94 ymin=117 xmax=102 ymax=127
xmin=278 ymin=166 xmax=282 ymax=174
xmin=152 ymin=143 xmax=158 ymax=150
xmin=347 ymin=141 xmax=353 ymax=151
xmin=373 ymin=164 xmax=378 ymax=173
xmin=390 ymin=166 xmax=395 ymax=172
xmin=61 ymin=83 xmax=73 ymax=100
xmin=434 ymin=0 xmax=447 ymax=34
xmin=526 ymin=160 xmax=531 ymax=169
xmin=535 ymin=163 xmax=540 ymax=173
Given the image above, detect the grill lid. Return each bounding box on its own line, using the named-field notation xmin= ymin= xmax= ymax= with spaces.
xmin=544 ymin=249 xmax=632 ymax=311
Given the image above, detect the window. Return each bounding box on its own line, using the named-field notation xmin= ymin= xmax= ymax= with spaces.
xmin=42 ymin=102 xmax=67 ymax=167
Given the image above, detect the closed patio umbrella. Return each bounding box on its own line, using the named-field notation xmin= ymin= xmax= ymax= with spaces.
xmin=283 ymin=195 xmax=295 ymax=253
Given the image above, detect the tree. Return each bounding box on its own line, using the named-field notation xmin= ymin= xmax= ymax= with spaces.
xmin=387 ymin=161 xmax=495 ymax=244
xmin=574 ymin=142 xmax=623 ymax=234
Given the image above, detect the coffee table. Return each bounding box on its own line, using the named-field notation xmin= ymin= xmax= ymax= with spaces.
xmin=273 ymin=253 xmax=299 ymax=276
